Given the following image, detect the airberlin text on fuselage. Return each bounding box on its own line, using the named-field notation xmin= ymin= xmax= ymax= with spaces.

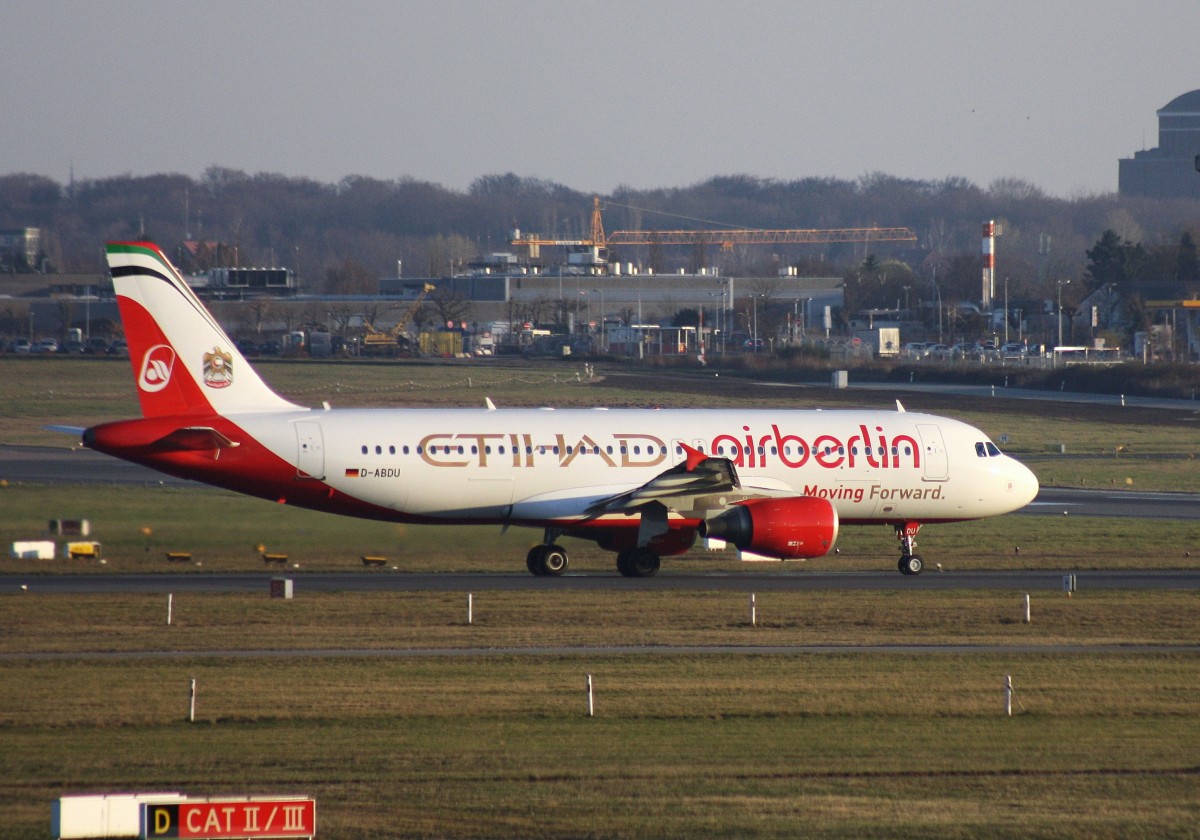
xmin=414 ymin=423 xmax=921 ymax=471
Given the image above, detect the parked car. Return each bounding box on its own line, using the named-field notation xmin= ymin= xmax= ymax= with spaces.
xmin=32 ymin=338 xmax=59 ymax=354
xmin=84 ymin=337 xmax=110 ymax=354
xmin=8 ymin=338 xmax=31 ymax=354
xmin=999 ymin=342 xmax=1027 ymax=358
xmin=742 ymin=338 xmax=766 ymax=352
xmin=108 ymin=339 xmax=128 ymax=356
xmin=902 ymin=342 xmax=930 ymax=358
xmin=60 ymin=339 xmax=85 ymax=354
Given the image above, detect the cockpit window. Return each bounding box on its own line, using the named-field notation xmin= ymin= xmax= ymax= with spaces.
xmin=986 ymin=442 xmax=1002 ymax=457
xmin=976 ymin=441 xmax=1004 ymax=457
xmin=975 ymin=442 xmax=987 ymax=458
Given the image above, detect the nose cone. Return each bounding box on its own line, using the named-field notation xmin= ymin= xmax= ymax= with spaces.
xmin=1006 ymin=457 xmax=1040 ymax=511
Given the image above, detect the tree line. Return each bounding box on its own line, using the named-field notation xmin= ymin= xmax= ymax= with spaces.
xmin=2 ymin=167 xmax=1198 ymax=325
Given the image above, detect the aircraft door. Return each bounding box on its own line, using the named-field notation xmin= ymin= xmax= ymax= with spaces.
xmin=295 ymin=420 xmax=325 ymax=480
xmin=916 ymin=423 xmax=948 ymax=481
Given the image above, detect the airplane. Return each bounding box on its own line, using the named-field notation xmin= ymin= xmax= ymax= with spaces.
xmin=83 ymin=241 xmax=1039 ymax=577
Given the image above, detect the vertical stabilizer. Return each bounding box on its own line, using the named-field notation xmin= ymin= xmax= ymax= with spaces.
xmin=105 ymin=241 xmax=301 ymax=417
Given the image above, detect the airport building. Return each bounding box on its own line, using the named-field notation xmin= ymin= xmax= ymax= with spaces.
xmin=1118 ymin=89 xmax=1200 ymax=200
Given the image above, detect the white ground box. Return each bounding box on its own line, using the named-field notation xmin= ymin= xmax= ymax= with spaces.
xmin=11 ymin=540 xmax=55 ymax=560
xmin=52 ymin=793 xmax=185 ymax=839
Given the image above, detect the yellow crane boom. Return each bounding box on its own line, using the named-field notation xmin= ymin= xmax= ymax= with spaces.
xmin=511 ymin=196 xmax=916 ymax=253
xmin=363 ymin=283 xmax=435 ymax=348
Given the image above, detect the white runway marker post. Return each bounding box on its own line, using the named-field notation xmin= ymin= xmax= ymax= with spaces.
xmin=1005 ymin=675 xmax=1013 ymax=717
xmin=188 ymin=678 xmax=196 ymax=723
xmin=467 ymin=593 xmax=473 ymax=625
xmin=167 ymin=593 xmax=173 ymax=626
xmin=586 ymin=674 xmax=594 ymax=718
xmin=749 ymin=593 xmax=757 ymax=627
xmin=1024 ymin=594 xmax=1031 ymax=624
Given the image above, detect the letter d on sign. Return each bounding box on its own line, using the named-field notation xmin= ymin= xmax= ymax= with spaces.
xmin=147 ymin=804 xmax=178 ymax=837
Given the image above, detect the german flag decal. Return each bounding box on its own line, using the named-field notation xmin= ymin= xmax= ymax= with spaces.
xmin=345 ymin=468 xmax=363 ymax=478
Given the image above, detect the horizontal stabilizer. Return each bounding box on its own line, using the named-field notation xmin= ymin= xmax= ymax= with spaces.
xmin=44 ymin=424 xmax=86 ymax=437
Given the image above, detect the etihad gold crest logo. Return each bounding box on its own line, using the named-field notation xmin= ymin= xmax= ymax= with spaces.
xmin=202 ymin=346 xmax=234 ymax=389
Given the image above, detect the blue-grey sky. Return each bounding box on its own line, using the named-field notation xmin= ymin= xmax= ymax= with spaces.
xmin=3 ymin=0 xmax=1198 ymax=198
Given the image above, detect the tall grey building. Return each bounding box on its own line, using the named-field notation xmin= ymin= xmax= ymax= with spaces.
xmin=1119 ymin=89 xmax=1200 ymax=200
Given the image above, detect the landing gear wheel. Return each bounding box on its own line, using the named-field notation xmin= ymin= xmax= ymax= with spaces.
xmin=615 ymin=548 xmax=633 ymax=577
xmin=527 ymin=544 xmax=569 ymax=576
xmin=617 ymin=547 xmax=660 ymax=578
xmin=542 ymin=545 xmax=568 ymax=576
xmin=899 ymin=554 xmax=924 ymax=576
xmin=526 ymin=545 xmax=548 ymax=576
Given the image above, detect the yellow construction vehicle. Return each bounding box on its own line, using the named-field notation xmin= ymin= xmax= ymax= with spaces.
xmin=363 ymin=283 xmax=435 ymax=354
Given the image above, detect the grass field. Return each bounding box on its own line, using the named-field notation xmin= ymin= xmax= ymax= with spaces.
xmin=3 ymin=356 xmax=1200 ymax=837
xmin=3 ymin=590 xmax=1200 ymax=838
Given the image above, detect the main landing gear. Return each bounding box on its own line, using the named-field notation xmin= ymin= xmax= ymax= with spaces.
xmin=525 ymin=529 xmax=663 ymax=578
xmin=615 ymin=546 xmax=660 ymax=578
xmin=895 ymin=522 xmax=924 ymax=576
xmin=526 ymin=542 xmax=569 ymax=576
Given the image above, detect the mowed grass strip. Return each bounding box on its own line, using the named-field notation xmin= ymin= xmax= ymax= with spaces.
xmin=2 ymin=654 xmax=1199 ymax=838
xmin=3 ymin=589 xmax=1200 ymax=657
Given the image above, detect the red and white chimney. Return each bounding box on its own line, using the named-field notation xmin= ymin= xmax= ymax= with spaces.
xmin=981 ymin=220 xmax=996 ymax=310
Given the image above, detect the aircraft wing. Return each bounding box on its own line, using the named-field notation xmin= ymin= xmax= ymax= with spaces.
xmin=584 ymin=443 xmax=742 ymax=516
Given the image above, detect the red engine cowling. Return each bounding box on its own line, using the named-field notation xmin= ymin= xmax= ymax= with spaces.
xmin=699 ymin=496 xmax=839 ymax=559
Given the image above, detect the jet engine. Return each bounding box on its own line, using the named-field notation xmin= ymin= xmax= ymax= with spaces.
xmin=699 ymin=496 xmax=839 ymax=559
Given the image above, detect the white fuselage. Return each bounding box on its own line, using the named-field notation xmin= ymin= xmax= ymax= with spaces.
xmin=234 ymin=406 xmax=1038 ymax=527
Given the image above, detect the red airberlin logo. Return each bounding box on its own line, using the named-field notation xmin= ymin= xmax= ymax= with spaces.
xmin=139 ymin=344 xmax=176 ymax=393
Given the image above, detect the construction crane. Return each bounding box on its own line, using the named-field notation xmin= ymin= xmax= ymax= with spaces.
xmin=510 ymin=196 xmax=916 ymax=257
xmin=362 ymin=283 xmax=435 ymax=354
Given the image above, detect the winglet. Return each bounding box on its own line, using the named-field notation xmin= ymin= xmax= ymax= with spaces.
xmin=680 ymin=442 xmax=708 ymax=472
xmin=896 ymin=400 xmax=906 ymax=413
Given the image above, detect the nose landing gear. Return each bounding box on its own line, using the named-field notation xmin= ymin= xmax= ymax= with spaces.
xmin=895 ymin=522 xmax=923 ymax=576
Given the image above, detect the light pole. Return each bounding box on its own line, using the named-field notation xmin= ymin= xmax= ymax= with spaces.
xmin=930 ymin=267 xmax=943 ymax=345
xmin=1003 ymin=277 xmax=1009 ymax=345
xmin=752 ymin=295 xmax=758 ymax=348
xmin=1056 ymin=278 xmax=1071 ymax=349
xmin=591 ymin=288 xmax=605 ymax=352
